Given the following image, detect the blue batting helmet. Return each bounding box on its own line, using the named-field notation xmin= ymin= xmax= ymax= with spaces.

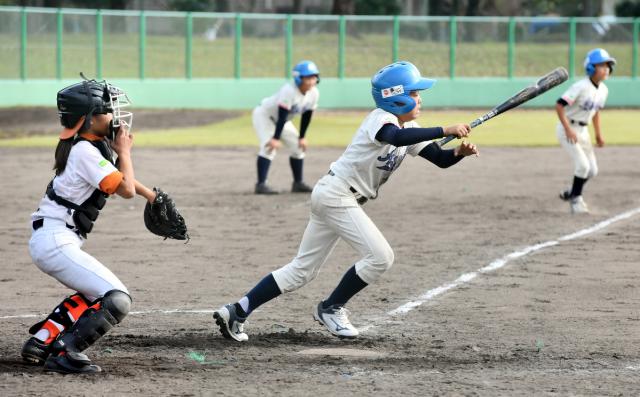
xmin=293 ymin=60 xmax=320 ymax=86
xmin=584 ymin=48 xmax=616 ymax=77
xmin=371 ymin=61 xmax=436 ymax=115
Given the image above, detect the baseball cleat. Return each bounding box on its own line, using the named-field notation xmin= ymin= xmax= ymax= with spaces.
xmin=255 ymin=183 xmax=279 ymax=195
xmin=44 ymin=352 xmax=101 ymax=374
xmin=570 ymin=195 xmax=589 ymax=214
xmin=291 ymin=181 xmax=313 ymax=193
xmin=213 ymin=304 xmax=248 ymax=342
xmin=313 ymin=302 xmax=359 ymax=339
xmin=21 ymin=337 xmax=51 ymax=365
xmin=559 ymin=189 xmax=572 ymax=201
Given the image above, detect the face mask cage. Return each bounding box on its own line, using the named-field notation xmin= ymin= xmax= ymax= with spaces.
xmin=107 ymin=83 xmax=133 ymax=131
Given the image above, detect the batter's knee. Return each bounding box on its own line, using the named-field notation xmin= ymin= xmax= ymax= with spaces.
xmin=356 ymin=245 xmax=394 ymax=284
xmin=588 ymin=164 xmax=598 ymax=178
xmin=272 ymin=259 xmax=319 ymax=293
xmin=289 ymin=151 xmax=305 ymax=160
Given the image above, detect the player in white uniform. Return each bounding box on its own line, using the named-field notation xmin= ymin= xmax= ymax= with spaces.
xmin=253 ymin=60 xmax=320 ymax=194
xmin=21 ymin=79 xmax=158 ymax=374
xmin=213 ymin=61 xmax=478 ymax=341
xmin=556 ymin=48 xmax=614 ymax=214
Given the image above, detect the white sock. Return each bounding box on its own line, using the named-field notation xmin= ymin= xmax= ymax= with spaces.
xmin=238 ymin=296 xmax=250 ymax=313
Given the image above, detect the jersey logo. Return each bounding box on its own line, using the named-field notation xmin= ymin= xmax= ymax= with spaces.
xmin=381 ymin=85 xmax=404 ymax=98
xmin=98 ymin=159 xmax=109 ymax=167
xmin=376 ymin=148 xmax=403 ymax=172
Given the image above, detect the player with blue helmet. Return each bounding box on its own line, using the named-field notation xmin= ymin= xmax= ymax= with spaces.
xmin=212 ymin=61 xmax=478 ymax=341
xmin=556 ymin=48 xmax=615 ymax=213
xmin=252 ymin=60 xmax=320 ymax=194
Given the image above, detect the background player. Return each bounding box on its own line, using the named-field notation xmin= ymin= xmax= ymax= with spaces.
xmin=253 ymin=60 xmax=320 ymax=194
xmin=22 ymin=79 xmax=159 ymax=374
xmin=556 ymin=48 xmax=614 ymax=214
xmin=213 ymin=61 xmax=478 ymax=341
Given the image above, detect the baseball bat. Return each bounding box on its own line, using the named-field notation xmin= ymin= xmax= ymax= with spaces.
xmin=438 ymin=67 xmax=569 ymax=146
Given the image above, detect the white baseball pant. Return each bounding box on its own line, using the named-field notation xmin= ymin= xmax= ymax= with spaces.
xmin=28 ymin=218 xmax=128 ymax=300
xmin=556 ymin=123 xmax=598 ymax=179
xmin=253 ymin=107 xmax=305 ymax=161
xmin=272 ymin=174 xmax=394 ymax=293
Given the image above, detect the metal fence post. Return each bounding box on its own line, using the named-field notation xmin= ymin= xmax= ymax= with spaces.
xmin=449 ymin=16 xmax=456 ymax=79
xmin=20 ymin=7 xmax=27 ymax=80
xmin=56 ymin=8 xmax=63 ymax=80
xmin=392 ymin=15 xmax=399 ymax=62
xmin=185 ymin=11 xmax=192 ymax=79
xmin=285 ymin=14 xmax=293 ymax=78
xmin=96 ymin=9 xmax=103 ymax=79
xmin=139 ymin=11 xmax=145 ymax=79
xmin=234 ymin=13 xmax=242 ymax=79
xmin=568 ymin=17 xmax=576 ymax=79
xmin=633 ymin=18 xmax=639 ymax=79
xmin=338 ymin=15 xmax=346 ymax=78
xmin=507 ymin=17 xmax=515 ymax=79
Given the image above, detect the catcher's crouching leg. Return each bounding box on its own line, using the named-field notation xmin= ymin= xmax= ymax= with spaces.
xmin=44 ymin=290 xmax=131 ymax=374
xmin=22 ymin=293 xmax=91 ymax=365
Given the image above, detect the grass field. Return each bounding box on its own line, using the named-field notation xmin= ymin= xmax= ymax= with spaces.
xmin=1 ymin=109 xmax=639 ymax=148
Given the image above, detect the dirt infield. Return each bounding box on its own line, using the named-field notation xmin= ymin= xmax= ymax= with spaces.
xmin=1 ymin=146 xmax=639 ymax=395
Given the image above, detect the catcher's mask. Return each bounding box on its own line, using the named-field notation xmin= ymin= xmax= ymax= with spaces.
xmin=57 ymin=73 xmax=132 ymax=140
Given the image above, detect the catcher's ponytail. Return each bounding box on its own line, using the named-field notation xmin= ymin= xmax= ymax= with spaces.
xmin=53 ymin=138 xmax=74 ymax=175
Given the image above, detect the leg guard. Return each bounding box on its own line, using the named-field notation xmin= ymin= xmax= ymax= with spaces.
xmin=51 ymin=289 xmax=131 ymax=354
xmin=22 ymin=293 xmax=91 ymax=365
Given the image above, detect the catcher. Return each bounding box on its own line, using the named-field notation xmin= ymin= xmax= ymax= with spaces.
xmin=21 ymin=77 xmax=188 ymax=374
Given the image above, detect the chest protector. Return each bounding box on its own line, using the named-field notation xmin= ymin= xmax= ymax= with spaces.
xmin=46 ymin=138 xmax=115 ymax=238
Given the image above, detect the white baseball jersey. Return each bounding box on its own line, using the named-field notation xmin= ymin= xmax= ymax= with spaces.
xmin=560 ymin=78 xmax=608 ymax=125
xmin=329 ymin=108 xmax=429 ymax=199
xmin=31 ymin=140 xmax=122 ymax=227
xmin=257 ymin=82 xmax=319 ymax=121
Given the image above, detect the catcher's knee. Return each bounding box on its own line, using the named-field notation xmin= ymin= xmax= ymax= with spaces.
xmin=102 ymin=289 xmax=131 ymax=323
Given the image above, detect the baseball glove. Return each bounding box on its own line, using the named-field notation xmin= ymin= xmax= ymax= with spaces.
xmin=144 ymin=187 xmax=189 ymax=241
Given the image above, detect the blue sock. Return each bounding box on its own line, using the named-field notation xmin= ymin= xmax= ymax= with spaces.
xmin=322 ymin=265 xmax=368 ymax=309
xmin=257 ymin=156 xmax=271 ymax=185
xmin=235 ymin=273 xmax=282 ymax=316
xmin=289 ymin=157 xmax=304 ymax=183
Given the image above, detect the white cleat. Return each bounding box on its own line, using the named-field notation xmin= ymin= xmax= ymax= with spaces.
xmin=570 ymin=195 xmax=589 ymax=214
xmin=313 ymin=302 xmax=359 ymax=339
xmin=213 ymin=304 xmax=248 ymax=342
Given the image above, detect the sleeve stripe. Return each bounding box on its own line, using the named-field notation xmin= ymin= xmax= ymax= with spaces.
xmin=99 ymin=171 xmax=124 ymax=195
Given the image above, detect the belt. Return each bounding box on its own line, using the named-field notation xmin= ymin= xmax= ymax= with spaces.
xmin=570 ymin=119 xmax=587 ymax=127
xmin=32 ymin=218 xmax=76 ymax=232
xmin=327 ymin=170 xmax=368 ymax=205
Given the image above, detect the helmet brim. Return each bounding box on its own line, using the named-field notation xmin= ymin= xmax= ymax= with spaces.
xmin=407 ymin=78 xmax=437 ymax=91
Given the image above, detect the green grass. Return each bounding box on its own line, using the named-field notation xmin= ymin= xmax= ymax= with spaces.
xmin=0 ymin=31 xmax=636 ymax=79
xmin=1 ymin=109 xmax=639 ymax=148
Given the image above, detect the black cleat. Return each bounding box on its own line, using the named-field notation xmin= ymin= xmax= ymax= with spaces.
xmin=21 ymin=337 xmax=50 ymax=366
xmin=291 ymin=181 xmax=313 ymax=193
xmin=559 ymin=189 xmax=572 ymax=201
xmin=44 ymin=352 xmax=101 ymax=374
xmin=255 ymin=183 xmax=279 ymax=195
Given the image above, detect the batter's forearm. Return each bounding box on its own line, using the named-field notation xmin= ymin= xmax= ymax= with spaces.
xmin=375 ymin=124 xmax=444 ymax=147
xmin=273 ymin=106 xmax=289 ymax=140
xmin=555 ymin=102 xmax=571 ymax=131
xmin=299 ymin=110 xmax=313 ymax=139
xmin=419 ymin=142 xmax=463 ymax=168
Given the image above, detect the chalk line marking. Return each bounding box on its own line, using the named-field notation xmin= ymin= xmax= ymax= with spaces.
xmin=386 ymin=206 xmax=640 ymax=317
xmin=1 ymin=207 xmax=639 ymax=324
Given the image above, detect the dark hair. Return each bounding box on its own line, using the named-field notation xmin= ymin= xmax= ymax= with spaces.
xmin=53 ymin=114 xmax=86 ymax=175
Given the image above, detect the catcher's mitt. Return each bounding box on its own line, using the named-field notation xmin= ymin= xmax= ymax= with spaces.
xmin=144 ymin=187 xmax=189 ymax=241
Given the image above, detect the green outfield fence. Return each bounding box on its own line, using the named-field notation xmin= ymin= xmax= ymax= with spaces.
xmin=1 ymin=6 xmax=639 ymax=108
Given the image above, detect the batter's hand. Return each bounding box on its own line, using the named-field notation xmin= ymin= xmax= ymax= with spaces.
xmin=111 ymin=126 xmax=133 ymax=156
xmin=454 ymin=141 xmax=479 ymax=157
xmin=596 ymin=135 xmax=605 ymax=147
xmin=298 ymin=137 xmax=308 ymax=152
xmin=565 ymin=128 xmax=578 ymax=144
xmin=266 ymin=138 xmax=281 ymax=153
xmin=444 ymin=123 xmax=471 ymax=139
